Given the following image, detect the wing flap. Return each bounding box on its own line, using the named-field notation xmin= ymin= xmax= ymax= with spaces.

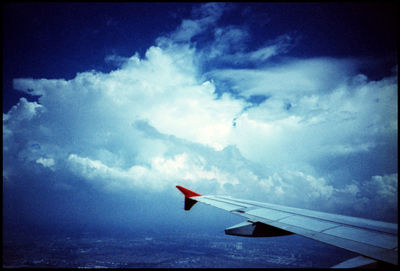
xmin=332 ymin=256 xmax=378 ymax=268
xmin=323 ymin=225 xmax=397 ymax=249
xmin=246 ymin=208 xmax=293 ymax=220
xmin=278 ymin=215 xmax=339 ymax=232
xmin=249 ymin=214 xmax=398 ymax=265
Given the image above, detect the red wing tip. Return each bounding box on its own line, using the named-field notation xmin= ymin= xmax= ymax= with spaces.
xmin=176 ymin=185 xmax=202 ymax=197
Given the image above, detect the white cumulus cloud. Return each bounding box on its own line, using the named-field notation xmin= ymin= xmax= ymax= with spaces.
xmin=3 ymin=3 xmax=397 ymax=223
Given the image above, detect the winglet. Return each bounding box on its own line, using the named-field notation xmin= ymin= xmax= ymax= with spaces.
xmin=176 ymin=185 xmax=202 ymax=197
xmin=176 ymin=185 xmax=202 ymax=211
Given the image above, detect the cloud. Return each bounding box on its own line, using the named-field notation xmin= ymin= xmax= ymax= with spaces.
xmin=36 ymin=157 xmax=55 ymax=169
xmin=104 ymin=54 xmax=131 ymax=67
xmin=3 ymin=3 xmax=397 ymax=225
xmin=158 ymin=3 xmax=297 ymax=70
xmin=330 ymin=174 xmax=398 ymax=220
xmin=162 ymin=3 xmax=226 ymax=43
xmin=208 ymin=57 xmax=361 ymax=97
xmin=3 ymin=97 xmax=43 ymax=122
xmin=210 ymin=59 xmax=397 ymax=173
xmin=67 ymin=152 xmax=235 ymax=192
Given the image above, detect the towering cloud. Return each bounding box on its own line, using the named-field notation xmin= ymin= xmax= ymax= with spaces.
xmin=3 ymin=3 xmax=397 ymax=227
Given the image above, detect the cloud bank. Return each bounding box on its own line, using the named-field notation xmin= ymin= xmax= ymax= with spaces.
xmin=3 ymin=3 xmax=397 ymax=226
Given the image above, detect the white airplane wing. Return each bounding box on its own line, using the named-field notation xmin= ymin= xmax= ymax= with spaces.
xmin=176 ymin=185 xmax=398 ymax=268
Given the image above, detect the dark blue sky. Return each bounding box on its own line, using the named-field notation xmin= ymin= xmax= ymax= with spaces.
xmin=2 ymin=1 xmax=398 ymax=251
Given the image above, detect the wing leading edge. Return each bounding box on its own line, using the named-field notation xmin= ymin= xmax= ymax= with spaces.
xmin=176 ymin=185 xmax=398 ymax=267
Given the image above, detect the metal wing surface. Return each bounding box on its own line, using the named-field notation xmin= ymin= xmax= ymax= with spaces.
xmin=176 ymin=186 xmax=398 ymax=267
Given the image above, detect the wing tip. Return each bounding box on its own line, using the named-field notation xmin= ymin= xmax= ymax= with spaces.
xmin=176 ymin=185 xmax=202 ymax=198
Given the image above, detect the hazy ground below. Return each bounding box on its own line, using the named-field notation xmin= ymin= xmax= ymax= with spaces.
xmin=3 ymin=227 xmax=356 ymax=268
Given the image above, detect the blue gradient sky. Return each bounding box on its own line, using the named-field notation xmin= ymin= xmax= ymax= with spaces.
xmin=3 ymin=2 xmax=398 ymax=236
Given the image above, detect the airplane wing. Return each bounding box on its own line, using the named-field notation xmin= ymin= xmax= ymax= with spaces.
xmin=176 ymin=185 xmax=398 ymax=268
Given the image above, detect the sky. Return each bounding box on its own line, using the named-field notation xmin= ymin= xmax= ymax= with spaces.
xmin=2 ymin=2 xmax=398 ymax=237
